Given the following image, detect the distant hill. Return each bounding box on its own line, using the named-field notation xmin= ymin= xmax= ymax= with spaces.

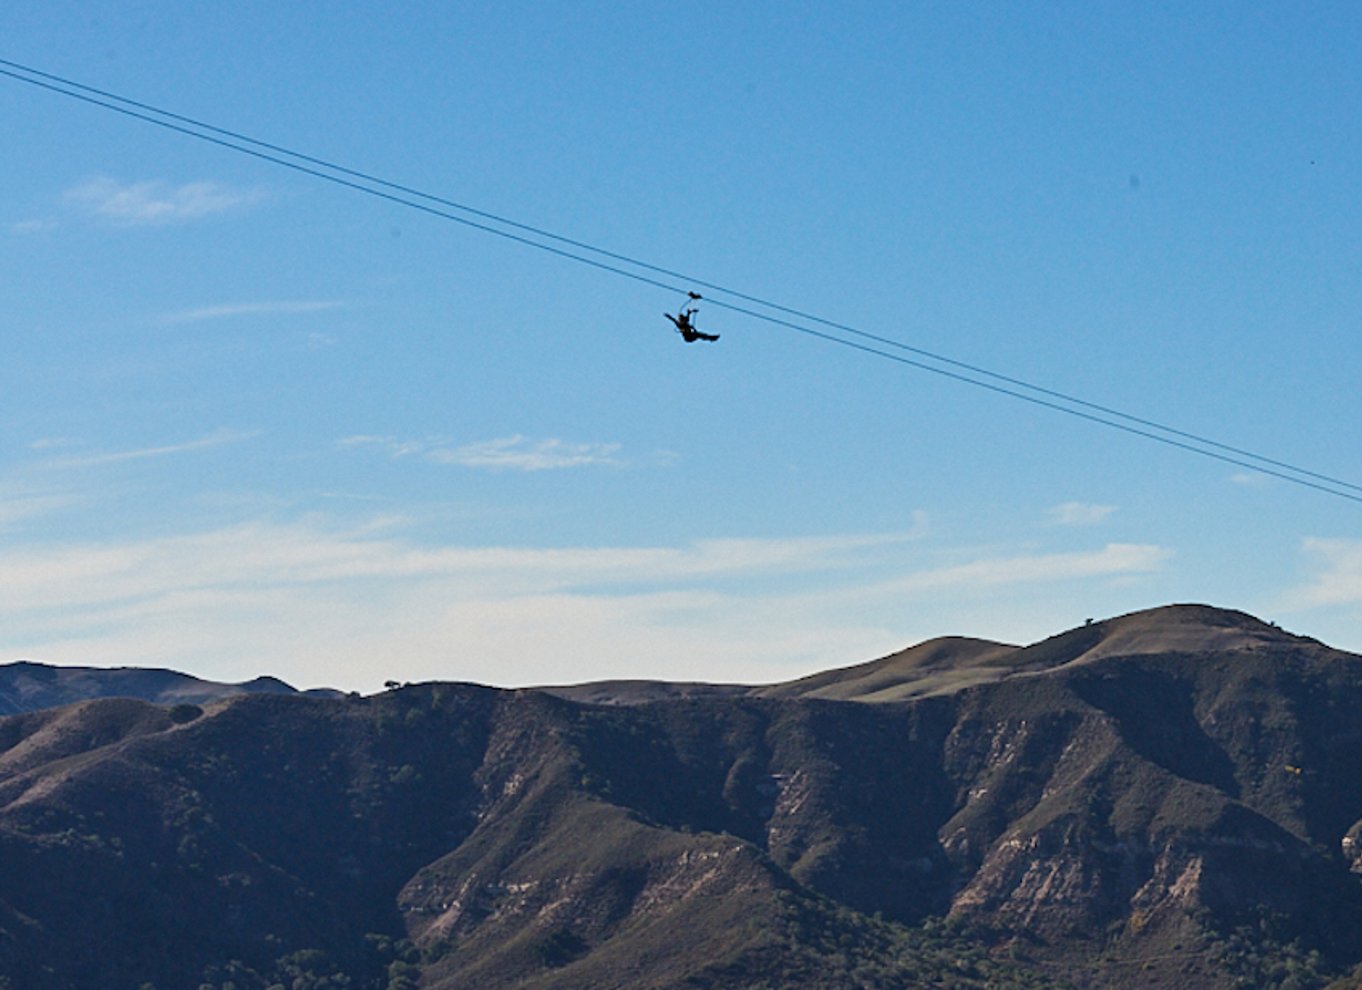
xmin=2 ymin=604 xmax=1361 ymax=989
xmin=546 ymin=603 xmax=1328 ymax=705
xmin=0 ymin=660 xmax=339 ymax=716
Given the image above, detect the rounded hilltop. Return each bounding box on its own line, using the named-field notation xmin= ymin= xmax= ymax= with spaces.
xmin=1057 ymin=603 xmax=1322 ymax=664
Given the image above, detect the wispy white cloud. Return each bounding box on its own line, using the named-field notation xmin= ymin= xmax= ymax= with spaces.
xmin=0 ymin=522 xmax=921 ymax=686
xmin=0 ymin=522 xmax=923 ymax=611
xmin=1048 ymin=501 xmax=1117 ymax=526
xmin=65 ymin=177 xmax=265 ymax=225
xmin=0 ymin=514 xmax=1165 ymax=693
xmin=342 ymin=434 xmax=626 ymax=471
xmin=28 ymin=437 xmax=74 ymax=452
xmin=160 ymin=300 xmax=346 ymax=324
xmin=41 ymin=428 xmax=258 ymax=470
xmin=878 ymin=543 xmax=1169 ymax=593
xmin=0 ymin=486 xmax=81 ymax=532
xmin=316 ymin=491 xmax=395 ymax=503
xmin=1281 ymin=538 xmax=1362 ymax=608
xmin=430 ymin=436 xmax=623 ymax=471
xmin=8 ymin=218 xmax=56 ymax=235
xmin=339 ymin=435 xmax=427 ymax=458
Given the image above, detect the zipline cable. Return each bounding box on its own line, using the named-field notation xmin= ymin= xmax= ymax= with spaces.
xmin=3 ymin=57 xmax=1358 ymax=503
xmin=6 ymin=57 xmax=1356 ymax=496
xmin=710 ymin=300 xmax=1362 ymax=504
xmin=0 ymin=65 xmax=688 ymax=294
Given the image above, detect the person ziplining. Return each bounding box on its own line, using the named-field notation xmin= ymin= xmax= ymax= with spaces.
xmin=665 ymin=291 xmax=719 ymax=343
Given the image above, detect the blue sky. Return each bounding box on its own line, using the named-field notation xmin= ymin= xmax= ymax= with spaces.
xmin=3 ymin=3 xmax=1360 ymax=692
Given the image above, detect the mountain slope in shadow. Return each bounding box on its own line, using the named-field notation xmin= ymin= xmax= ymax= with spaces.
xmin=1 ymin=604 xmax=1359 ymax=990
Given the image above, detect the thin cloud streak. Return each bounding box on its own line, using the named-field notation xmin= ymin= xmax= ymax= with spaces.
xmin=161 ymin=300 xmax=346 ymax=324
xmin=28 ymin=437 xmax=74 ymax=451
xmin=1049 ymin=501 xmax=1117 ymax=526
xmin=0 ymin=488 xmax=82 ymax=531
xmin=40 ymin=428 xmax=258 ymax=470
xmin=429 ymin=436 xmax=623 ymax=471
xmin=0 ymin=517 xmax=1170 ymax=691
xmin=8 ymin=218 xmax=56 ymax=234
xmin=877 ymin=543 xmax=1170 ymax=594
xmin=0 ymin=521 xmax=926 ymax=613
xmin=341 ymin=434 xmax=626 ymax=471
xmin=64 ymin=177 xmax=265 ymax=225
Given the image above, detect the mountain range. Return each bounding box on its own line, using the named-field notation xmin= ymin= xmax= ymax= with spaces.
xmin=2 ymin=604 xmax=1361 ymax=989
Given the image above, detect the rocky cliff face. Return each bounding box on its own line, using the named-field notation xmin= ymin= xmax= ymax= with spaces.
xmin=1 ymin=605 xmax=1360 ymax=989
